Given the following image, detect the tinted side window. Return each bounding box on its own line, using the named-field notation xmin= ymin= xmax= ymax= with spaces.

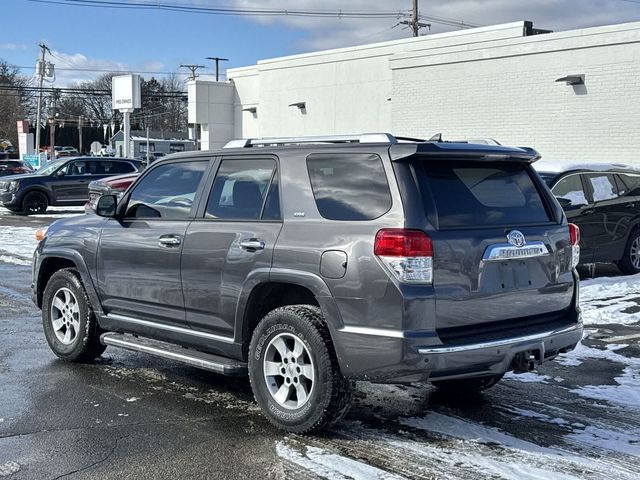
xmin=125 ymin=161 xmax=208 ymax=219
xmin=619 ymin=174 xmax=640 ymax=196
xmin=306 ymin=154 xmax=392 ymax=221
xmin=587 ymin=174 xmax=619 ymax=202
xmin=262 ymin=172 xmax=281 ymax=220
xmin=67 ymin=161 xmax=88 ymax=175
xmin=91 ymin=161 xmax=135 ymax=175
xmin=205 ymin=159 xmax=276 ymax=220
xmin=551 ymin=175 xmax=588 ymax=207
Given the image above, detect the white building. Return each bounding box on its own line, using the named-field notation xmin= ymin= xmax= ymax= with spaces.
xmin=188 ymin=20 xmax=640 ymax=163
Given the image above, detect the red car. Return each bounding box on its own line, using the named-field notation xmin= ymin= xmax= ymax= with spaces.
xmin=85 ymin=173 xmax=138 ymax=213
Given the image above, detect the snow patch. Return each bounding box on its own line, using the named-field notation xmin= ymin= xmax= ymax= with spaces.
xmin=503 ymin=371 xmax=551 ymax=383
xmin=571 ymin=367 xmax=640 ymax=409
xmin=580 ymin=273 xmax=640 ymax=325
xmin=276 ymin=441 xmax=406 ymax=480
xmin=566 ymin=425 xmax=640 ymax=457
xmin=0 ymin=461 xmax=21 ymax=477
xmin=0 ymin=226 xmax=38 ymax=264
xmin=125 ymin=397 xmax=140 ymax=402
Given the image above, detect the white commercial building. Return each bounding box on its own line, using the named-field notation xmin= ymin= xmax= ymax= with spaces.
xmin=188 ymin=20 xmax=640 ymax=163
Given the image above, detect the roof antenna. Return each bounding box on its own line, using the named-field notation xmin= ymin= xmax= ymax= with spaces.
xmin=428 ymin=133 xmax=442 ymax=142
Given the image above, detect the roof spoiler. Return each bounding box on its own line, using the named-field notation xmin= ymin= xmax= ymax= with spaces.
xmin=389 ymin=142 xmax=541 ymax=163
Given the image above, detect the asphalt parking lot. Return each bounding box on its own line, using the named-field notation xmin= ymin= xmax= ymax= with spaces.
xmin=1 ymin=208 xmax=639 ymax=479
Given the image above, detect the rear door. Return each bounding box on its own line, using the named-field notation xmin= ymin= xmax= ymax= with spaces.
xmin=550 ymin=173 xmax=594 ymax=262
xmin=413 ymin=159 xmax=574 ymax=331
xmin=181 ymin=156 xmax=282 ymax=338
xmin=583 ymin=173 xmax=626 ymax=262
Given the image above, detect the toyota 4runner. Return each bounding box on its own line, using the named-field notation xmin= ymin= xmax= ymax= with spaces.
xmin=32 ymin=133 xmax=583 ymax=432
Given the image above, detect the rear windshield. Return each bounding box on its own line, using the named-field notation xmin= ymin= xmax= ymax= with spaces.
xmin=415 ymin=160 xmax=551 ymax=229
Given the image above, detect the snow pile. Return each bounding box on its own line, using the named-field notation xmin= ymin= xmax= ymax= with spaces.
xmin=580 ymin=273 xmax=640 ymax=325
xmin=0 ymin=226 xmax=39 ymax=265
xmin=276 ymin=440 xmax=405 ymax=480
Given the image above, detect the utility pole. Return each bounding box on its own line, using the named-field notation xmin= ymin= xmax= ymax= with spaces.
xmin=205 ymin=57 xmax=229 ymax=81
xmin=78 ymin=115 xmax=84 ymax=154
xmin=400 ymin=0 xmax=430 ymax=37
xmin=180 ymin=64 xmax=205 ymax=81
xmin=34 ymin=43 xmax=47 ymax=159
xmin=48 ymin=89 xmax=60 ymax=162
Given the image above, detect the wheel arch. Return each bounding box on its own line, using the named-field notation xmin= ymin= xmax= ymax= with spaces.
xmin=21 ymin=186 xmax=53 ymax=205
xmin=36 ymin=249 xmax=103 ymax=316
xmin=236 ymin=268 xmax=345 ymax=360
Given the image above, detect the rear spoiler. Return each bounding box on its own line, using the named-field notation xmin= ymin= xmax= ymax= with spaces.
xmin=389 ymin=142 xmax=541 ymax=163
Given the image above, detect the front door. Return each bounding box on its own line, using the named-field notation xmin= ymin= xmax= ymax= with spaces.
xmin=181 ymin=157 xmax=282 ymax=338
xmin=96 ymin=158 xmax=210 ymax=326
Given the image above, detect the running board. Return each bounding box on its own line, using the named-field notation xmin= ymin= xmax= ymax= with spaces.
xmin=100 ymin=333 xmax=248 ymax=376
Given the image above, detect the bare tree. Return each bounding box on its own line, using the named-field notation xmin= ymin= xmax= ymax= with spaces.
xmin=0 ymin=59 xmax=33 ymax=149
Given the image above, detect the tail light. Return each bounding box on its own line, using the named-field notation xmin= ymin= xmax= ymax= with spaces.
xmin=568 ymin=223 xmax=580 ymax=268
xmin=374 ymin=229 xmax=433 ymax=284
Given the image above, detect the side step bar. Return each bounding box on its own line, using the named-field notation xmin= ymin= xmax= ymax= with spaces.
xmin=100 ymin=333 xmax=248 ymax=376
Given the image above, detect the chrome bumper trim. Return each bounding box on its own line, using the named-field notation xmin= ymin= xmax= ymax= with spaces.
xmin=417 ymin=323 xmax=582 ymax=354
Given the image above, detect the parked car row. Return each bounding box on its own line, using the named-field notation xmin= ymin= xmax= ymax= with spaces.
xmin=535 ymin=161 xmax=640 ymax=274
xmin=0 ymin=157 xmax=142 ymax=214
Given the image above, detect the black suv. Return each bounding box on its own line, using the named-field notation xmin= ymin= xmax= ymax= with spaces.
xmin=536 ymin=161 xmax=640 ymax=274
xmin=0 ymin=157 xmax=140 ymax=214
xmin=33 ymin=134 xmax=582 ymax=432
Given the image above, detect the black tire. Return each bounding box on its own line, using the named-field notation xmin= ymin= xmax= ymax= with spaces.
xmin=431 ymin=374 xmax=503 ymax=395
xmin=618 ymin=227 xmax=640 ymax=275
xmin=22 ymin=190 xmax=49 ymax=215
xmin=248 ymin=305 xmax=353 ymax=433
xmin=42 ymin=268 xmax=106 ymax=362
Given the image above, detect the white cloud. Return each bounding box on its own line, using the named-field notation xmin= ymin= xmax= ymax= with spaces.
xmin=0 ymin=43 xmax=27 ymax=51
xmin=47 ymin=50 xmax=167 ymax=86
xmin=226 ymin=0 xmax=640 ymax=51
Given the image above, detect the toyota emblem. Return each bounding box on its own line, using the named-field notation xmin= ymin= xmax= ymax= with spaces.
xmin=507 ymin=230 xmax=526 ymax=247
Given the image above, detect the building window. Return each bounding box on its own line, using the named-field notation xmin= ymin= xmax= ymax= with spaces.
xmin=170 ymin=143 xmax=185 ymax=153
xmin=139 ymin=143 xmax=155 ymax=154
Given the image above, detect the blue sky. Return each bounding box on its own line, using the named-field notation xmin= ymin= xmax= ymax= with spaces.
xmin=2 ymin=0 xmax=640 ymax=86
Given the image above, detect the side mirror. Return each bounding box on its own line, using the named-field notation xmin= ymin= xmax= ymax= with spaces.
xmin=555 ymin=197 xmax=572 ymax=208
xmin=55 ymin=170 xmax=66 ymax=178
xmin=96 ymin=194 xmax=118 ymax=218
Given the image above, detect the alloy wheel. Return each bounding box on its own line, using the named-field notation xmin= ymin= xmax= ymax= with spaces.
xmin=263 ymin=333 xmax=315 ymax=410
xmin=631 ymin=236 xmax=640 ymax=270
xmin=50 ymin=287 xmax=81 ymax=345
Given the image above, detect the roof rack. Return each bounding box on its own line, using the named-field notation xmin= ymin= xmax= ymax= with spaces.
xmin=223 ymin=133 xmax=398 ymax=148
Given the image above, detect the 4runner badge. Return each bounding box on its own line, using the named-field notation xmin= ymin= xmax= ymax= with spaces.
xmin=507 ymin=230 xmax=526 ymax=247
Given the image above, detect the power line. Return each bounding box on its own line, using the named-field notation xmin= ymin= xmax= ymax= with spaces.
xmin=26 ymin=0 xmax=410 ymax=18
xmin=10 ymin=64 xmax=197 ymax=76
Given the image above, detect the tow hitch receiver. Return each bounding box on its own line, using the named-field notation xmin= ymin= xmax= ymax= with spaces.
xmin=511 ymin=350 xmax=540 ymax=374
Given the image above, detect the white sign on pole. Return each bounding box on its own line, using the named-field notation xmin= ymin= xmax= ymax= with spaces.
xmin=90 ymin=141 xmax=102 ymax=155
xmin=112 ymin=74 xmax=141 ymax=110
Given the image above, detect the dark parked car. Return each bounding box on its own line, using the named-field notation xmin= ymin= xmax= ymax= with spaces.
xmin=536 ymin=161 xmax=640 ymax=274
xmin=33 ymin=134 xmax=582 ymax=432
xmin=0 ymin=157 xmax=139 ymax=215
xmin=0 ymin=159 xmax=34 ymax=177
xmin=84 ymin=173 xmax=139 ymax=213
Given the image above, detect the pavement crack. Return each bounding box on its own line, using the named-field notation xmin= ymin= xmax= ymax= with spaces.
xmin=51 ymin=433 xmax=129 ymax=480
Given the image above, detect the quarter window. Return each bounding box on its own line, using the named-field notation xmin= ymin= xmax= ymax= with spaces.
xmin=125 ymin=161 xmax=208 ymax=219
xmin=205 ymin=159 xmax=277 ymax=220
xmin=619 ymin=174 xmax=640 ymax=196
xmin=306 ymin=154 xmax=392 ymax=221
xmin=587 ymin=174 xmax=619 ymax=202
xmin=552 ymin=175 xmax=588 ymax=207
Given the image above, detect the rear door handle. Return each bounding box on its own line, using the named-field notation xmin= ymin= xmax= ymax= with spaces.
xmin=240 ymin=238 xmax=265 ymax=251
xmin=582 ymin=208 xmax=595 ymax=215
xmin=158 ymin=235 xmax=182 ymax=247
xmin=626 ymin=203 xmax=636 ymax=209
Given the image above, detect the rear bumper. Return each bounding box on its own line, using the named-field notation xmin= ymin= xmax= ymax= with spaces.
xmin=332 ymin=309 xmax=583 ymax=383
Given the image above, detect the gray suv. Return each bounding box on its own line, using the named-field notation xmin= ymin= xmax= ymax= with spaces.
xmin=32 ymin=134 xmax=583 ymax=432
